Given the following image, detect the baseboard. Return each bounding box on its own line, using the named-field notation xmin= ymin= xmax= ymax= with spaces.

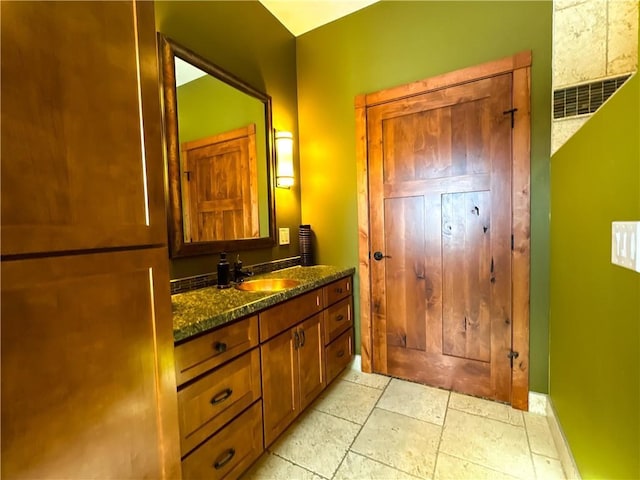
xmin=546 ymin=396 xmax=581 ymax=479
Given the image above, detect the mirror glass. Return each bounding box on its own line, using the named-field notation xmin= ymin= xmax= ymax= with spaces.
xmin=159 ymin=35 xmax=276 ymax=258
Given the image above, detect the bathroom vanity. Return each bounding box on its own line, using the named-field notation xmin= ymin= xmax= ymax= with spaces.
xmin=171 ymin=265 xmax=355 ymax=479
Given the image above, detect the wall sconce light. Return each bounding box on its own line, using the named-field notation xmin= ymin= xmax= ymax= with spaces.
xmin=275 ymin=131 xmax=294 ymax=188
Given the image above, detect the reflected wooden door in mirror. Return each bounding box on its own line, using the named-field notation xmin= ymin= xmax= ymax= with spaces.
xmin=158 ymin=34 xmax=276 ymax=258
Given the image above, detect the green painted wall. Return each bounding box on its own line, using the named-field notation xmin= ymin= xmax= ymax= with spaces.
xmin=154 ymin=1 xmax=300 ymax=279
xmin=549 ymin=74 xmax=639 ymax=479
xmin=296 ymin=1 xmax=552 ymax=392
xmin=177 ymin=76 xmax=269 ymax=236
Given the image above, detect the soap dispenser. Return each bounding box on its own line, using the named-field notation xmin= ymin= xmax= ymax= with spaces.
xmin=217 ymin=252 xmax=230 ymax=289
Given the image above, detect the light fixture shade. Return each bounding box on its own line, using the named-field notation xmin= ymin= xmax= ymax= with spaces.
xmin=275 ymin=131 xmax=294 ymax=188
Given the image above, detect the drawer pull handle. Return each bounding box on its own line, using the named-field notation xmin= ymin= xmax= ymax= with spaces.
xmin=335 ymin=287 xmax=343 ymax=294
xmin=337 ymin=350 xmax=345 ymax=358
xmin=213 ymin=448 xmax=235 ymax=470
xmin=214 ymin=342 xmax=227 ymax=353
xmin=300 ymin=329 xmax=306 ymax=347
xmin=294 ymin=331 xmax=300 ymax=349
xmin=336 ymin=314 xmax=344 ymax=321
xmin=210 ymin=388 xmax=233 ymax=405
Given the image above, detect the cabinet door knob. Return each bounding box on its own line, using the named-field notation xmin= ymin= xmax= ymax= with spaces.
xmin=214 ymin=341 xmax=227 ymax=353
xmin=210 ymin=388 xmax=233 ymax=405
xmin=213 ymin=448 xmax=235 ymax=469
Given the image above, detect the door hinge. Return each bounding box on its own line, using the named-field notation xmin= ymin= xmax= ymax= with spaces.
xmin=503 ymin=108 xmax=518 ymax=128
xmin=511 ymin=234 xmax=514 ymax=251
xmin=508 ymin=350 xmax=520 ymax=368
xmin=184 ymin=170 xmax=191 ymax=181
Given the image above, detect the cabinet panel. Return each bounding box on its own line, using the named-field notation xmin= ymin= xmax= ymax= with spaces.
xmin=261 ymin=329 xmax=299 ymax=447
xmin=323 ymin=297 xmax=353 ymax=345
xmin=174 ymin=316 xmax=258 ymax=386
xmin=323 ymin=277 xmax=352 ymax=307
xmin=0 ymin=1 xmax=167 ymax=256
xmin=259 ymin=290 xmax=322 ymax=342
xmin=178 ymin=349 xmax=261 ymax=456
xmin=326 ymin=329 xmax=354 ymax=384
xmin=181 ymin=401 xmax=263 ymax=480
xmin=1 ymin=248 xmax=180 ymax=479
xmin=298 ymin=314 xmax=326 ymax=410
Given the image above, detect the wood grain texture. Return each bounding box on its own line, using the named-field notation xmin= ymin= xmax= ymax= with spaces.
xmin=174 ymin=316 xmax=259 ymax=386
xmin=355 ymin=96 xmax=373 ymax=373
xmin=1 ymin=248 xmax=180 ymax=479
xmin=181 ymin=400 xmax=263 ymax=480
xmin=364 ymin=51 xmax=531 ymax=107
xmin=259 ymin=290 xmax=322 ymax=342
xmin=0 ymin=1 xmax=166 ymax=256
xmin=511 ymin=66 xmax=532 ymax=411
xmin=177 ymin=348 xmax=261 ymax=456
xmin=357 ymin=53 xmax=531 ymax=405
xmin=325 ymin=328 xmax=354 ymax=384
xmin=261 ymin=328 xmax=299 ymax=447
xmin=297 ymin=314 xmax=326 ymax=410
xmin=181 ymin=124 xmax=259 ymax=242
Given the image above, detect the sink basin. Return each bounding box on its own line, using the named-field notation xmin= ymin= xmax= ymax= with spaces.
xmin=235 ymin=278 xmax=300 ymax=292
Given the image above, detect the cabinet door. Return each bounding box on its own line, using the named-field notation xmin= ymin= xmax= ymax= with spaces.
xmin=298 ymin=314 xmax=326 ymax=410
xmin=0 ymin=1 xmax=167 ymax=256
xmin=1 ymin=248 xmax=181 ymax=479
xmin=261 ymin=329 xmax=299 ymax=447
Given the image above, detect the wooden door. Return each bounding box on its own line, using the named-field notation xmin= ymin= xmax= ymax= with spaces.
xmin=1 ymin=248 xmax=180 ymax=479
xmin=261 ymin=328 xmax=299 ymax=447
xmin=181 ymin=124 xmax=259 ymax=242
xmin=297 ymin=314 xmax=326 ymax=410
xmin=0 ymin=1 xmax=167 ymax=256
xmin=368 ymin=74 xmax=513 ymax=401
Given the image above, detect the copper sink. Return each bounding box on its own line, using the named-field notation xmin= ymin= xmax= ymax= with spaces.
xmin=235 ymin=278 xmax=300 ymax=292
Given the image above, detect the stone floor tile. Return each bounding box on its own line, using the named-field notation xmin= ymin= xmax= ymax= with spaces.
xmin=377 ymin=378 xmax=449 ymax=426
xmin=269 ymin=409 xmax=360 ymax=478
xmin=439 ymin=409 xmax=534 ymax=479
xmin=351 ymin=407 xmax=441 ymax=478
xmin=313 ymin=379 xmax=382 ymax=424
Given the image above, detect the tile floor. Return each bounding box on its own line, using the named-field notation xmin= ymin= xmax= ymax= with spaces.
xmin=243 ymin=359 xmax=566 ymax=480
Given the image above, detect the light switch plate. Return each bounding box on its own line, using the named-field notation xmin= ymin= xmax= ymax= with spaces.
xmin=612 ymin=221 xmax=640 ymax=272
xmin=279 ymin=227 xmax=290 ymax=246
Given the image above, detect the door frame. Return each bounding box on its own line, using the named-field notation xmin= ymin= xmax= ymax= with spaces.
xmin=355 ymin=51 xmax=532 ymax=410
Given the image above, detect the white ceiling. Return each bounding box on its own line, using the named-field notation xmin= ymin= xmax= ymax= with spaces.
xmin=259 ymin=0 xmax=379 ymax=36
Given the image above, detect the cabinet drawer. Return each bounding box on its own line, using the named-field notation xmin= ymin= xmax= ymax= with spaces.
xmin=325 ymin=328 xmax=353 ymax=384
xmin=174 ymin=316 xmax=259 ymax=386
xmin=323 ymin=297 xmax=353 ymax=346
xmin=181 ymin=401 xmax=263 ymax=480
xmin=178 ymin=349 xmax=261 ymax=455
xmin=323 ymin=277 xmax=351 ymax=307
xmin=259 ymin=289 xmax=322 ymax=342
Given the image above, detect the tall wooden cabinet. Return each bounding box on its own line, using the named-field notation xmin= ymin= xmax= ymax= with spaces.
xmin=1 ymin=2 xmax=181 ymax=478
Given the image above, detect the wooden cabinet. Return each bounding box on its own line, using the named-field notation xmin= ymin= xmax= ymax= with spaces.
xmin=181 ymin=401 xmax=263 ymax=480
xmin=261 ymin=277 xmax=353 ymax=448
xmin=174 ymin=274 xmax=354 ymax=476
xmin=1 ymin=2 xmax=180 ymax=479
xmin=261 ymin=313 xmax=325 ymax=446
xmin=175 ymin=317 xmax=263 ymax=478
xmin=323 ymin=277 xmax=355 ymax=384
xmin=0 ymin=1 xmax=167 ymax=256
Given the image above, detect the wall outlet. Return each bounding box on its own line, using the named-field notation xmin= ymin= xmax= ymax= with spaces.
xmin=612 ymin=222 xmax=640 ymax=273
xmin=279 ymin=227 xmax=290 ymax=246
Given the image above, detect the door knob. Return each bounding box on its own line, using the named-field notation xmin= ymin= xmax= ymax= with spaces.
xmin=373 ymin=251 xmax=391 ymax=261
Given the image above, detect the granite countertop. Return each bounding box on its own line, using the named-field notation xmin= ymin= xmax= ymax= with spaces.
xmin=172 ymin=265 xmax=356 ymax=343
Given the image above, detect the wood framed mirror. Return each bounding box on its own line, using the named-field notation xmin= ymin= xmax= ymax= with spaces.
xmin=158 ymin=34 xmax=276 ymax=258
